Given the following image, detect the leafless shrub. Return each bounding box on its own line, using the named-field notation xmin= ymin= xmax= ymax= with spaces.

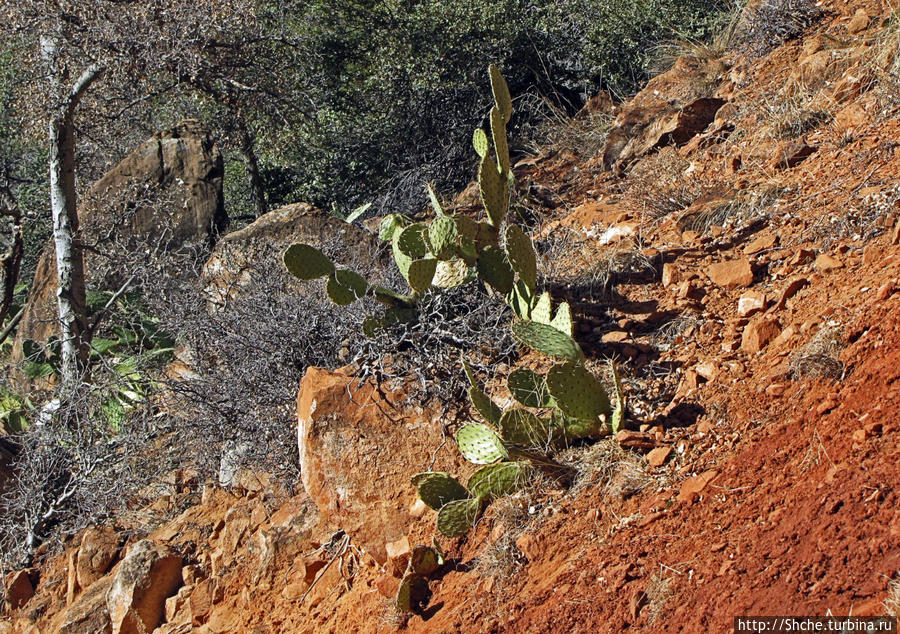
xmin=790 ymin=322 xmax=845 ymax=381
xmin=734 ymin=0 xmax=824 ymax=58
xmin=759 ymin=88 xmax=831 ymax=140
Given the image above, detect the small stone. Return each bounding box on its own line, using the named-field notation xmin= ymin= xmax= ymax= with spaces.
xmin=741 ymin=318 xmax=781 ymax=354
xmin=662 ymin=263 xmax=679 ymax=288
xmin=647 ymin=446 xmax=672 ymax=467
xmin=615 ymin=430 xmax=656 ymax=449
xmin=385 ymin=536 xmax=410 ymax=578
xmin=852 ymin=429 xmax=867 ymax=443
xmin=772 ymin=278 xmax=809 ymax=311
xmin=771 ymin=142 xmax=817 ymax=170
xmin=678 ymin=470 xmax=719 ymax=503
xmin=847 ymin=8 xmax=870 ymax=34
xmin=695 ymin=361 xmax=718 ymax=381
xmin=408 ymin=498 xmax=428 ymax=519
xmin=697 ymin=420 xmax=714 ymax=434
xmin=738 ymin=292 xmax=767 ymax=317
xmin=765 ymin=383 xmax=789 ymax=397
xmin=601 ymin=330 xmax=630 ymax=343
xmin=743 ymin=234 xmax=778 ymax=255
xmin=816 ymin=399 xmax=837 ymax=415
xmin=815 ymin=254 xmax=843 ymax=272
xmin=877 ymin=283 xmax=895 ymax=301
xmin=375 ymin=573 xmax=400 ymax=599
xmin=515 ymin=534 xmax=539 ymax=561
xmin=707 ymin=259 xmax=754 ymax=288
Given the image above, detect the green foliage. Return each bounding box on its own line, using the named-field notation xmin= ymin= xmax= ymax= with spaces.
xmin=511 ymin=320 xmax=584 ymax=362
xmin=437 ymin=497 xmax=484 ymax=537
xmin=456 ymin=423 xmax=508 ymax=464
xmin=283 ymin=244 xmax=336 ymax=280
xmin=414 ymin=472 xmax=470 ymax=510
xmin=507 ymin=368 xmax=553 ymax=408
xmin=546 ymin=362 xmax=612 ymax=421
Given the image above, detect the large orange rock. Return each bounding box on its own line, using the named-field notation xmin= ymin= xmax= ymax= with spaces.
xmin=76 ymin=526 xmax=120 ymax=589
xmin=106 ymin=540 xmax=182 ymax=634
xmin=296 ymin=366 xmax=464 ymax=562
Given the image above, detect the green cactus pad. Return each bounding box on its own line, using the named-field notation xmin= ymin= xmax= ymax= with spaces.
xmin=547 ymin=362 xmax=611 ymax=421
xmin=507 ymin=368 xmax=553 ymax=408
xmin=411 ymin=471 xmax=450 ymax=488
xmin=325 ymin=269 xmax=369 ymax=305
xmin=468 ymin=385 xmax=502 ymax=427
xmin=462 ymin=358 xmax=478 ymax=387
xmin=609 ymin=361 xmax=626 ymax=435
xmin=397 ymin=224 xmax=428 ymax=258
xmin=457 ymin=423 xmax=508 ymax=464
xmin=473 ymin=128 xmax=489 ymax=159
xmin=489 ymin=63 xmax=512 ymax=123
xmin=467 ymin=461 xmax=531 ymax=501
xmin=409 ymin=545 xmax=440 ymax=577
xmin=436 ymin=497 xmax=483 ymax=537
xmin=506 ymin=280 xmax=534 ymax=319
xmin=396 ymin=573 xmax=428 ymax=613
xmin=379 ymin=214 xmax=404 ymax=241
xmin=380 ymin=306 xmax=418 ymax=327
xmin=504 ymin=225 xmax=536 ymax=291
xmin=511 ymin=321 xmax=584 ymax=362
xmin=479 ymin=154 xmax=507 ymax=227
xmin=432 ymin=258 xmax=470 ymax=288
xmin=407 ymin=258 xmax=438 ymax=293
xmin=283 ymin=244 xmax=335 ymax=280
xmin=416 ymin=473 xmax=469 ymax=510
xmin=477 ymin=245 xmax=514 ymax=295
xmin=371 ymin=285 xmax=414 ymax=308
xmin=429 ymin=215 xmax=458 ymax=260
xmin=531 ymin=291 xmax=552 ymax=325
xmin=362 ymin=315 xmax=381 ymax=337
xmin=392 ymin=226 xmax=413 ymax=280
xmin=551 ymin=301 xmax=573 ymax=337
xmin=500 ymin=408 xmax=552 ymax=447
xmin=426 ymin=184 xmax=444 ymax=216
xmin=491 ymin=106 xmax=510 ymax=175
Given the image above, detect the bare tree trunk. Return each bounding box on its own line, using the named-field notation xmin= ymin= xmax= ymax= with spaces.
xmin=41 ymin=33 xmax=103 ymax=387
xmin=237 ymin=119 xmax=267 ymax=218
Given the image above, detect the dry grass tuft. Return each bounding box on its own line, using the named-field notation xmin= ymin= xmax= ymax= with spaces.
xmin=790 ymin=322 xmax=845 ymax=381
xmin=563 ymin=439 xmax=658 ymax=501
xmin=759 ymin=87 xmax=831 ymax=139
xmin=645 ymin=573 xmax=676 ymax=623
xmin=885 ymin=577 xmax=900 ymax=617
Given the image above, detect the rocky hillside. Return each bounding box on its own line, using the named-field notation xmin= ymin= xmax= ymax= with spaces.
xmin=4 ymin=0 xmax=900 ymax=631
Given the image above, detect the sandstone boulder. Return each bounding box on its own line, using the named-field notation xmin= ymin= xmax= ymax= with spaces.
xmin=77 ymin=526 xmax=120 ymax=589
xmin=707 ymin=259 xmax=754 ymax=288
xmin=202 ymin=202 xmax=380 ymax=305
xmin=106 ymin=540 xmax=182 ymax=634
xmin=296 ymin=366 xmax=465 ymax=562
xmin=4 ymin=569 xmax=34 ymax=609
xmin=13 ymin=121 xmax=226 ymax=359
xmin=56 ymin=574 xmax=114 ymax=634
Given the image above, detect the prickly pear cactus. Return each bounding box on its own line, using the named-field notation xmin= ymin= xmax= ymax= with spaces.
xmin=428 ymin=215 xmax=458 ymax=260
xmin=507 ymin=368 xmax=553 ymax=408
xmin=477 ymin=245 xmax=514 ymax=295
xmin=396 ymin=573 xmax=429 ymax=612
xmin=504 ymin=224 xmax=536 ymax=292
xmin=407 ymin=258 xmax=438 ymax=293
xmin=409 ymin=545 xmax=441 ymax=576
xmin=456 ymin=423 xmax=508 ymax=464
xmin=467 ymin=461 xmax=531 ymax=501
xmin=546 ymin=362 xmax=611 ymax=421
xmin=325 ymin=269 xmax=368 ymax=305
xmin=436 ymin=497 xmax=483 ymax=537
xmin=551 ymin=301 xmax=573 ymax=337
xmin=432 ymin=258 xmax=470 ymax=288
xmin=489 ymin=63 xmax=512 ymax=123
xmin=414 ymin=472 xmax=469 ymax=510
xmin=491 ymin=106 xmax=510 ymax=175
xmin=473 ymin=128 xmax=489 ymax=159
xmin=283 ymin=244 xmax=335 ymax=280
xmin=511 ymin=320 xmax=584 ymax=362
xmin=500 ymin=408 xmax=552 ymax=447
xmin=531 ymin=291 xmax=553 ymax=325
xmin=479 ymin=153 xmax=507 ymax=227
xmin=463 ymin=359 xmax=502 ymax=426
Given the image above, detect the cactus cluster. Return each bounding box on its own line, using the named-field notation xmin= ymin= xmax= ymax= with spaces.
xmin=396 ymin=542 xmax=443 ymax=613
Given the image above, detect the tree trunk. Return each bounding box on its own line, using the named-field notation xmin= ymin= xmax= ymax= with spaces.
xmin=41 ymin=33 xmax=103 ymax=387
xmin=48 ymin=109 xmax=89 ymax=383
xmin=237 ymin=120 xmax=267 ymax=218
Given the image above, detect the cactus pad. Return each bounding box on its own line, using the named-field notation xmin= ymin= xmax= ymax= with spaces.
xmin=429 ymin=215 xmax=458 ymax=260
xmin=379 ymin=214 xmax=404 ymax=241
xmin=547 ymin=362 xmax=611 ymax=421
xmin=409 ymin=545 xmax=440 ymax=577
xmin=477 ymin=245 xmax=514 ymax=295
xmin=415 ymin=473 xmax=469 ymax=510
xmin=426 ymin=183 xmax=444 ymax=216
xmin=407 ymin=258 xmax=437 ymax=293
xmin=467 ymin=461 xmax=531 ymax=501
xmin=397 ymin=224 xmax=428 ymax=258
xmin=411 ymin=471 xmax=449 ymax=487
xmin=551 ymin=301 xmax=573 ymax=337
xmin=506 ymin=280 xmax=534 ymax=319
xmin=479 ymin=154 xmax=507 ymax=227
xmin=456 ymin=423 xmax=508 ymax=464
xmin=391 ymin=226 xmax=413 ymax=280
xmin=436 ymin=497 xmax=483 ymax=537
xmin=531 ymin=291 xmax=552 ymax=325
xmin=489 ymin=63 xmax=512 ymax=123
xmin=500 ymin=408 xmax=551 ymax=447
xmin=507 ymin=368 xmax=553 ymax=408
xmin=325 ymin=269 xmax=368 ymax=305
xmin=396 ymin=573 xmax=428 ymax=613
xmin=283 ymin=244 xmax=335 ymax=280
xmin=432 ymin=258 xmax=470 ymax=288
xmin=468 ymin=385 xmax=502 ymax=427
xmin=511 ymin=320 xmax=584 ymax=362
xmin=473 ymin=128 xmax=489 ymax=159
xmin=491 ymin=106 xmax=510 ymax=175
xmin=505 ymin=225 xmax=536 ymax=291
